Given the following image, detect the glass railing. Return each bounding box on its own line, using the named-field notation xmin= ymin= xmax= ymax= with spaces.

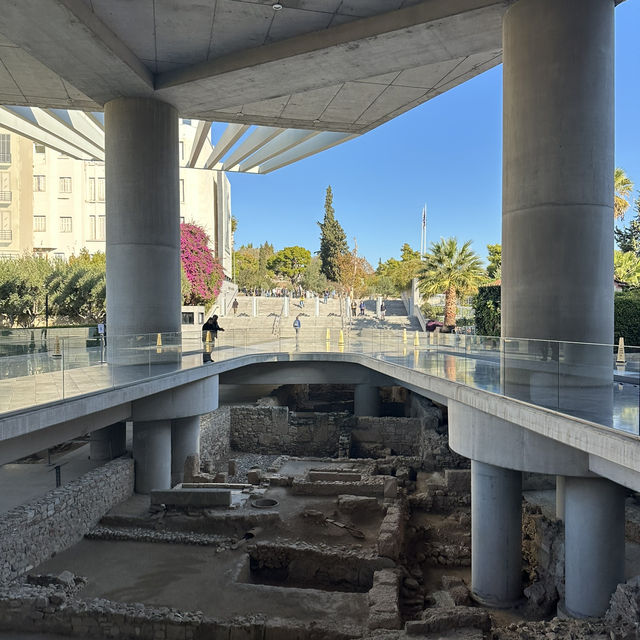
xmin=0 ymin=328 xmax=637 ymax=435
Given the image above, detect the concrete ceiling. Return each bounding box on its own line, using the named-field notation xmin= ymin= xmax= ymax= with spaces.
xmin=0 ymin=0 xmax=508 ymax=134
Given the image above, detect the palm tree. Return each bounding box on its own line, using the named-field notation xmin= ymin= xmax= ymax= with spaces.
xmin=615 ymin=167 xmax=634 ymax=220
xmin=419 ymin=237 xmax=484 ymax=328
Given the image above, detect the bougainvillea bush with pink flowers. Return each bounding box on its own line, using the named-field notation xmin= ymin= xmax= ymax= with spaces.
xmin=180 ymin=222 xmax=224 ymax=308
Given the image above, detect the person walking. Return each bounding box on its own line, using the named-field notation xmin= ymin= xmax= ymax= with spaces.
xmin=359 ymin=301 xmax=365 ymax=316
xmin=293 ymin=314 xmax=301 ymax=350
xmin=232 ymin=299 xmax=239 ymax=315
xmin=380 ymin=301 xmax=386 ymax=320
xmin=351 ymin=300 xmax=357 ymax=317
xmin=202 ymin=314 xmax=224 ymax=345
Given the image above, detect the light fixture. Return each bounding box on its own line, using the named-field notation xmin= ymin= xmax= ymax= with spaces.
xmin=272 ymin=3 xmax=283 ymax=10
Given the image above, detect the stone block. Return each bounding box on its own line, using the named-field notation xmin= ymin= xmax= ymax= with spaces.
xmin=383 ymin=477 xmax=398 ymax=499
xmin=247 ymin=469 xmax=263 ymax=485
xmin=308 ymin=470 xmax=361 ymax=482
xmin=337 ymin=495 xmax=379 ymax=515
xmin=368 ymin=569 xmax=401 ymax=630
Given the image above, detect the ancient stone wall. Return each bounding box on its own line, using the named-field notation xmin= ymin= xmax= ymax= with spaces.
xmin=0 ymin=458 xmax=134 ymax=585
xmin=200 ymin=405 xmax=230 ymax=464
xmin=229 ymin=406 xmax=347 ymax=456
xmin=350 ymin=417 xmax=422 ymax=457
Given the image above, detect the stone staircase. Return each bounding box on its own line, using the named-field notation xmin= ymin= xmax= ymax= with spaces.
xmin=216 ymin=296 xmax=420 ymax=337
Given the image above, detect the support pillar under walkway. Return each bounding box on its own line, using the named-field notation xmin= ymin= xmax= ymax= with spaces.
xmin=132 ymin=420 xmax=171 ymax=494
xmin=471 ymin=460 xmax=522 ymax=607
xmin=171 ymin=416 xmax=201 ymax=486
xmin=89 ymin=422 xmax=126 ymax=462
xmin=564 ymin=477 xmax=625 ymax=618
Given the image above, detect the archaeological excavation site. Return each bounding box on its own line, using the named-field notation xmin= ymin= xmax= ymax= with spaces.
xmin=1 ymin=383 xmax=640 ymax=640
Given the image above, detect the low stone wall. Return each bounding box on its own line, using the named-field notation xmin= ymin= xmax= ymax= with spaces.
xmin=0 ymin=580 xmax=359 ymax=640
xmin=230 ymin=406 xmax=348 ymax=456
xmin=200 ymin=405 xmax=230 ymax=465
xmin=0 ymin=457 xmax=134 ymax=585
xmin=350 ymin=417 xmax=422 ymax=458
xmin=378 ymin=502 xmax=406 ymax=561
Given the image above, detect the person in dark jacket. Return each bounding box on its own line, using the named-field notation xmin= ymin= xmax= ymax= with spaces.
xmin=203 ymin=315 xmax=224 ymax=344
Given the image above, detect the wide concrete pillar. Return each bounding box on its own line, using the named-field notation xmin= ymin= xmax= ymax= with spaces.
xmin=132 ymin=420 xmax=171 ymax=494
xmin=502 ymin=0 xmax=614 ymax=425
xmin=105 ymin=98 xmax=180 ymax=347
xmin=89 ymin=422 xmax=126 ymax=461
xmin=354 ymin=384 xmax=381 ymax=417
xmin=171 ymin=416 xmax=201 ymax=486
xmin=564 ymin=477 xmax=625 ymax=618
xmin=471 ymin=460 xmax=522 ymax=607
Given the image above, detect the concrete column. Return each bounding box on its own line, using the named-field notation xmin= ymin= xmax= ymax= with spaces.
xmin=555 ymin=475 xmax=565 ymax=521
xmin=252 ymin=297 xmax=258 ymax=317
xmin=354 ymin=384 xmax=380 ymax=417
xmin=315 ymin=296 xmax=320 ymax=317
xmin=471 ymin=460 xmax=522 ymax=607
xmin=502 ymin=0 xmax=614 ymax=425
xmin=283 ymin=296 xmax=289 ymax=318
xmin=105 ymin=98 xmax=180 ymax=354
xmin=89 ymin=422 xmax=126 ymax=461
xmin=171 ymin=416 xmax=201 ymax=486
xmin=132 ymin=420 xmax=171 ymax=493
xmin=564 ymin=477 xmax=625 ymax=618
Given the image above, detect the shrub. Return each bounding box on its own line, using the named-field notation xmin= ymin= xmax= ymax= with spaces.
xmin=180 ymin=223 xmax=224 ymax=308
xmin=614 ymin=288 xmax=640 ymax=346
xmin=473 ymin=285 xmax=501 ymax=337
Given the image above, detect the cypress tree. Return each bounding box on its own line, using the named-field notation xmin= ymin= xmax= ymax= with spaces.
xmin=317 ymin=186 xmax=348 ymax=282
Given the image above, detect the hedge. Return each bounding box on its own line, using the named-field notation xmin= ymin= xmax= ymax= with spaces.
xmin=472 ymin=286 xmax=640 ymax=345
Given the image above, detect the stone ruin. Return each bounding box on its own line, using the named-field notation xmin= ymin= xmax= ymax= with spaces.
xmin=1 ymin=384 xmax=640 ymax=639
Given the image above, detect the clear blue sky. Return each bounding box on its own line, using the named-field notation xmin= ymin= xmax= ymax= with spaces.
xmin=227 ymin=1 xmax=640 ymax=267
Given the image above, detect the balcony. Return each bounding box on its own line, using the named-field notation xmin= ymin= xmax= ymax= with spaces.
xmin=0 ymin=230 xmax=12 ymax=242
xmin=0 ymin=191 xmax=12 ymax=203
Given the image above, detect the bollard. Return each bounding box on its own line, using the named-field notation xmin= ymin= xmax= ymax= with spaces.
xmin=338 ymin=330 xmax=344 ymax=346
xmin=326 ymin=328 xmax=331 ymax=341
xmin=616 ymin=337 xmax=626 ymax=365
xmin=402 ymin=328 xmax=407 ymax=344
xmin=156 ymin=332 xmax=163 ymax=354
xmin=413 ymin=331 xmax=420 ymax=347
xmin=52 ymin=336 xmax=62 ymax=358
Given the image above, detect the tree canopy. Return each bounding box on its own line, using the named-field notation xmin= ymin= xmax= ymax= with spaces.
xmin=267 ymin=246 xmax=311 ymax=286
xmin=615 ymin=194 xmax=640 ymax=257
xmin=615 ymin=168 xmax=634 ymax=220
xmin=418 ymin=237 xmax=484 ymax=327
xmin=486 ymin=243 xmax=501 ymax=280
xmin=375 ymin=243 xmax=422 ymax=295
xmin=317 ymin=185 xmax=348 ymax=282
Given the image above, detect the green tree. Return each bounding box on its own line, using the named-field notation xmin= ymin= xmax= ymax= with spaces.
xmin=336 ymin=248 xmax=374 ymax=298
xmin=268 ymin=246 xmax=311 ymax=286
xmin=615 ymin=167 xmax=634 ymax=220
xmin=615 ymin=195 xmax=640 ymax=256
xmin=317 ymin=185 xmax=348 ymax=282
xmin=418 ymin=237 xmax=484 ymax=328
xmin=46 ymin=252 xmax=106 ymax=324
xmin=614 ymin=250 xmax=640 ymax=286
xmin=301 ymin=256 xmax=329 ymax=293
xmin=374 ymin=243 xmax=422 ymax=294
xmin=486 ymin=243 xmax=502 ymax=280
xmin=0 ymin=255 xmax=52 ymax=327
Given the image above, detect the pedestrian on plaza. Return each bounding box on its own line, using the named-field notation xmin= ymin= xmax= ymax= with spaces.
xmin=232 ymin=299 xmax=239 ymax=315
xmin=360 ymin=301 xmax=365 ymax=316
xmin=380 ymin=301 xmax=386 ymax=320
xmin=351 ymin=300 xmax=357 ymax=317
xmin=293 ymin=314 xmax=301 ymax=350
xmin=202 ymin=314 xmax=224 ymax=345
xmin=299 ymin=296 xmax=305 ymax=308
xmin=323 ymin=290 xmax=329 ymax=304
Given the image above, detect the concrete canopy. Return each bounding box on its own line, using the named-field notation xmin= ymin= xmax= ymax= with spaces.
xmin=0 ymin=0 xmax=506 ymax=134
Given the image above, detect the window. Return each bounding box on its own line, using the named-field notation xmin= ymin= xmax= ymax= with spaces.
xmin=0 ymin=210 xmax=11 ymax=242
xmin=179 ymin=141 xmax=184 ymax=160
xmin=89 ymin=215 xmax=105 ymax=240
xmin=59 ymin=177 xmax=72 ymax=194
xmin=182 ymin=119 xmax=191 ymax=126
xmin=53 ymin=252 xmax=65 ymax=260
xmin=180 ymin=216 xmax=185 ymax=224
xmin=98 ymin=177 xmax=105 ymax=201
xmin=87 ymin=177 xmax=95 ymax=201
xmin=0 ymin=134 xmax=10 ymax=163
xmin=34 ymin=144 xmax=45 ymax=154
xmin=179 ymin=179 xmax=185 ymax=203
xmin=59 ymin=216 xmax=72 ymax=232
xmin=181 ymin=312 xmax=194 ymax=325
xmin=33 ymin=175 xmax=46 ymax=192
xmin=33 ymin=215 xmax=46 ymax=232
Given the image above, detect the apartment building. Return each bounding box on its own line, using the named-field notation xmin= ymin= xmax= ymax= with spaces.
xmin=1 ymin=121 xmax=233 ymax=278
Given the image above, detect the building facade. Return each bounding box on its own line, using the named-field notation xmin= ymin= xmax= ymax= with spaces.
xmin=0 ymin=121 xmax=233 ymax=278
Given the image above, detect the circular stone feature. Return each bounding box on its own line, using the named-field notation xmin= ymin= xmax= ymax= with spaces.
xmin=251 ymin=498 xmax=278 ymax=508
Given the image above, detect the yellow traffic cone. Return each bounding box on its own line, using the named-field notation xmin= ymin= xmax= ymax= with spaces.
xmin=402 ymin=328 xmax=407 ymax=344
xmin=156 ymin=332 xmax=163 ymax=354
xmin=51 ymin=336 xmax=62 ymax=358
xmin=413 ymin=331 xmax=420 ymax=347
xmin=338 ymin=330 xmax=344 ymax=346
xmin=616 ymin=337 xmax=626 ymax=364
xmin=325 ymin=328 xmax=331 ymax=341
